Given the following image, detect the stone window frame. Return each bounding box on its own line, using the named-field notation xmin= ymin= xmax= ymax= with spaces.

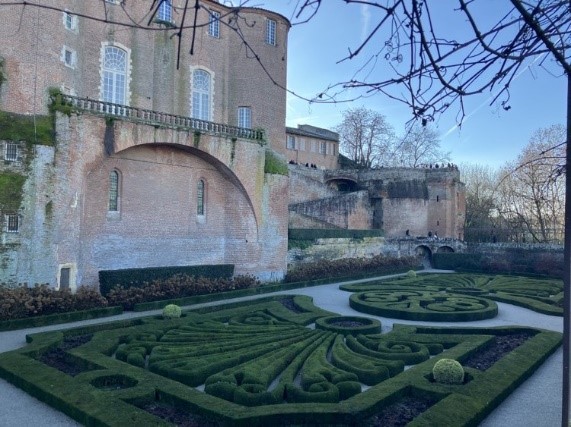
xmin=286 ymin=135 xmax=296 ymax=150
xmin=57 ymin=263 xmax=77 ymax=292
xmin=107 ymin=169 xmax=121 ymax=220
xmin=157 ymin=0 xmax=173 ymax=23
xmin=197 ymin=179 xmax=206 ymax=217
xmin=4 ymin=141 xmax=18 ymax=161
xmin=319 ymin=141 xmax=327 ymax=155
xmin=208 ymin=10 xmax=220 ymax=38
xmin=190 ymin=67 xmax=214 ymax=121
xmin=99 ymin=42 xmax=132 ymax=109
xmin=238 ymin=106 xmax=252 ymax=129
xmin=266 ymin=18 xmax=276 ymax=46
xmin=5 ymin=213 xmax=19 ymax=233
xmin=63 ymin=11 xmax=78 ymax=32
xmin=61 ymin=46 xmax=77 ymax=69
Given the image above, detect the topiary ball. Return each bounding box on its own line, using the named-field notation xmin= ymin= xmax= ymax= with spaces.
xmin=432 ymin=358 xmax=464 ymax=385
xmin=406 ymin=270 xmax=417 ymax=278
xmin=162 ymin=304 xmax=182 ymax=319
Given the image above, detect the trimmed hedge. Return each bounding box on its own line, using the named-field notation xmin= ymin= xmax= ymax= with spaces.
xmin=98 ymin=264 xmax=235 ymax=296
xmin=0 ymin=306 xmax=123 ymax=332
xmin=288 ymin=228 xmax=384 ymax=240
xmin=0 ymin=296 xmax=561 ymax=427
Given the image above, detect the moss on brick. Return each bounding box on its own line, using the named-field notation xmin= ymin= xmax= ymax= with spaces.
xmin=0 ymin=111 xmax=54 ymax=146
xmin=0 ymin=172 xmax=26 ymax=211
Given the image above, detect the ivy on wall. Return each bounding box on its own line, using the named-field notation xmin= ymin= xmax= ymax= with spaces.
xmin=386 ymin=180 xmax=429 ymax=199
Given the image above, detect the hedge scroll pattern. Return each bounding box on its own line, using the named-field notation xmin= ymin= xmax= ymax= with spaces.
xmin=349 ymin=290 xmax=498 ymax=321
xmin=341 ymin=273 xmax=563 ymax=317
xmin=0 ymin=294 xmax=562 ymax=426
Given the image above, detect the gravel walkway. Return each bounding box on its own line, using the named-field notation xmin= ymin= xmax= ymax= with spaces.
xmin=0 ymin=271 xmax=563 ymax=426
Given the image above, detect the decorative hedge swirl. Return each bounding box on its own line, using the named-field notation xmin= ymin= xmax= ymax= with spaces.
xmin=0 ymin=294 xmax=562 ymax=426
xmin=341 ymin=273 xmax=563 ymax=317
xmin=349 ymin=290 xmax=498 ymax=321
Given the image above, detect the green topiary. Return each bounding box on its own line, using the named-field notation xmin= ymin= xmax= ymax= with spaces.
xmin=432 ymin=358 xmax=464 ymax=385
xmin=162 ymin=304 xmax=182 ymax=319
xmin=407 ymin=270 xmax=417 ymax=278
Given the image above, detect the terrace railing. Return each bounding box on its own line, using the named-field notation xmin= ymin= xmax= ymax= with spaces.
xmin=60 ymin=95 xmax=265 ymax=143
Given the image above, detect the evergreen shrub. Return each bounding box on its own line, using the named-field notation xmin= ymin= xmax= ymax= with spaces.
xmin=285 ymin=255 xmax=418 ymax=283
xmin=433 ymin=358 xmax=464 ymax=385
xmin=98 ymin=264 xmax=235 ymax=296
xmin=162 ymin=304 xmax=182 ymax=319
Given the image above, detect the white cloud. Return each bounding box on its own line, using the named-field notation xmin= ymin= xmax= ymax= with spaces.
xmin=360 ymin=5 xmax=371 ymax=43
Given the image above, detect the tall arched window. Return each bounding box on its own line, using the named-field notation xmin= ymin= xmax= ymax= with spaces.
xmin=197 ymin=179 xmax=205 ymax=216
xmin=102 ymin=46 xmax=127 ymax=105
xmin=108 ymin=170 xmax=119 ymax=212
xmin=192 ymin=70 xmax=211 ymax=121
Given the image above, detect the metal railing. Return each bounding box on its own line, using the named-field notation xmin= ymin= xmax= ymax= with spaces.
xmin=60 ymin=95 xmax=265 ymax=143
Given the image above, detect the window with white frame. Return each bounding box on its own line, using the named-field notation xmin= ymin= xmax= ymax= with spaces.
xmin=238 ymin=107 xmax=251 ymax=129
xmin=286 ymin=135 xmax=296 ymax=150
xmin=102 ymin=45 xmax=127 ymax=106
xmin=4 ymin=142 xmax=18 ymax=161
xmin=209 ymin=10 xmax=220 ymax=38
xmin=63 ymin=11 xmax=77 ymax=31
xmin=197 ymin=180 xmax=205 ymax=216
xmin=61 ymin=46 xmax=76 ymax=68
xmin=6 ymin=214 xmax=19 ymax=233
xmin=191 ymin=69 xmax=211 ymax=121
xmin=319 ymin=141 xmax=327 ymax=154
xmin=266 ymin=19 xmax=276 ymax=45
xmin=108 ymin=170 xmax=119 ymax=212
xmin=157 ymin=0 xmax=173 ymax=23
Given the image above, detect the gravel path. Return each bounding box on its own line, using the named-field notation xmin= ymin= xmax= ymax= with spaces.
xmin=0 ymin=271 xmax=563 ymax=426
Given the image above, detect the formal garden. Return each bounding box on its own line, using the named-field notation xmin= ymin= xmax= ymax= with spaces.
xmin=0 ymin=270 xmax=563 ymax=426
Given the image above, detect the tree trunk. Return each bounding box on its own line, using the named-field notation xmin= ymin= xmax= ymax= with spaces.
xmin=563 ymin=71 xmax=570 ymax=426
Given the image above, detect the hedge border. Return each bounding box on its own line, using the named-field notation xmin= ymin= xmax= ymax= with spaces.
xmin=0 ymin=306 xmax=123 ymax=332
xmin=99 ymin=264 xmax=235 ymax=296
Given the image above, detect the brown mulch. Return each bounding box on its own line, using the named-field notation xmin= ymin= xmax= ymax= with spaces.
xmin=463 ymin=332 xmax=533 ymax=370
xmin=38 ymin=334 xmax=93 ymax=376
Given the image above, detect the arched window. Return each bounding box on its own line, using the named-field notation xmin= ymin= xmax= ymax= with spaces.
xmin=102 ymin=46 xmax=127 ymax=105
xmin=197 ymin=179 xmax=205 ymax=215
xmin=192 ymin=70 xmax=211 ymax=121
xmin=108 ymin=170 xmax=119 ymax=212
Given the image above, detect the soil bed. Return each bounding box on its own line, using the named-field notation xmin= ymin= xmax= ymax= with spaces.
xmin=463 ymin=332 xmax=533 ymax=370
xmin=278 ymin=297 xmax=306 ymax=313
xmin=141 ymin=401 xmax=220 ymax=427
xmin=363 ymin=396 xmax=437 ymax=426
xmin=38 ymin=334 xmax=93 ymax=376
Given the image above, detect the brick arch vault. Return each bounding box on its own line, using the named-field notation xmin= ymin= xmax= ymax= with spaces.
xmin=51 ymin=114 xmax=288 ymax=287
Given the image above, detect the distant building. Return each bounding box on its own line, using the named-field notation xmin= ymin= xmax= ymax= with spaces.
xmin=285 ymin=125 xmax=339 ymax=169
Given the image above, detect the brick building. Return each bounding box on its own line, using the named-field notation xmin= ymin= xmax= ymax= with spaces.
xmin=289 ymin=166 xmax=466 ymax=240
xmin=285 ymin=125 xmax=340 ymax=169
xmin=0 ymin=0 xmax=290 ymax=287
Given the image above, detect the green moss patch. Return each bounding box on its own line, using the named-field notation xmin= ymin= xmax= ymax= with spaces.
xmin=0 ymin=297 xmax=561 ymax=426
xmin=0 ymin=172 xmax=26 ymax=211
xmin=0 ymin=111 xmax=54 ymax=146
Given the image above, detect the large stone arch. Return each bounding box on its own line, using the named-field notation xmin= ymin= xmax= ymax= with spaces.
xmin=78 ymin=143 xmax=260 ymax=284
xmin=437 ymin=245 xmax=455 ymax=253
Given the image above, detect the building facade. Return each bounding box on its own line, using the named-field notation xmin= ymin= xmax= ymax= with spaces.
xmin=289 ymin=166 xmax=466 ymax=240
xmin=285 ymin=125 xmax=339 ymax=169
xmin=0 ymin=0 xmax=290 ymax=287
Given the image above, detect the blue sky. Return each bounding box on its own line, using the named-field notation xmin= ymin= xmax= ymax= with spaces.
xmin=251 ymin=1 xmax=567 ymax=168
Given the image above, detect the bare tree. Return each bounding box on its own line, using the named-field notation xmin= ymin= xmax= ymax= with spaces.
xmin=497 ymin=124 xmax=566 ymax=243
xmin=395 ymin=124 xmax=450 ymax=167
xmin=336 ymin=107 xmax=395 ymax=168
xmin=461 ymin=163 xmax=502 ymax=242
